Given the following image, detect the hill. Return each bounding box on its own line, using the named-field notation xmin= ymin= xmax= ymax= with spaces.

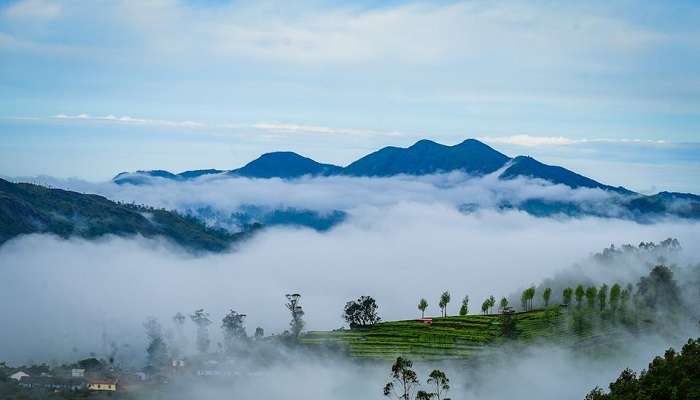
xmin=111 ymin=138 xmax=637 ymax=194
xmin=229 ymin=151 xmax=342 ymax=178
xmin=500 ymin=156 xmax=634 ymax=195
xmin=301 ymin=309 xmax=567 ymax=360
xmin=342 ymin=139 xmax=510 ymax=177
xmin=0 ymin=178 xmax=258 ymax=251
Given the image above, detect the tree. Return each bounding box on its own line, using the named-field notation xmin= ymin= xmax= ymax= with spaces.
xmin=190 ymin=309 xmax=212 ymax=354
xmin=481 ymin=300 xmax=489 ymax=315
xmin=527 ymin=286 xmax=536 ymax=310
xmin=221 ymin=309 xmax=247 ymax=353
xmin=563 ymin=287 xmax=573 ymax=307
xmin=254 ymin=327 xmax=264 ymax=339
xmin=143 ymin=317 xmax=168 ymax=369
xmin=459 ymin=295 xmax=469 ymax=316
xmin=438 ymin=291 xmax=451 ymax=317
xmin=521 ymin=290 xmax=528 ymax=311
xmin=285 ymin=293 xmax=305 ymax=337
xmin=418 ymin=298 xmax=429 ymax=318
xmin=344 ymin=296 xmax=381 ymax=328
xmin=609 ymin=284 xmax=621 ymax=312
xmin=171 ymin=312 xmax=187 ymax=358
xmin=521 ymin=287 xmax=535 ymax=311
xmin=543 ymin=287 xmax=552 ymax=308
xmin=487 ymin=296 xmax=496 ymax=314
xmin=575 ymin=285 xmax=585 ymax=307
xmin=427 ymin=369 xmax=450 ymax=400
xmin=415 ymin=391 xmax=433 ymax=400
xmin=636 ymin=265 xmax=682 ymax=311
xmin=383 ymin=357 xmax=419 ymax=400
xmin=620 ymin=288 xmax=631 ymax=311
xmin=585 ymin=287 xmax=597 ymax=309
xmin=598 ymin=284 xmax=608 ymax=312
xmin=584 ymin=338 xmax=700 ymax=400
xmin=499 ymin=297 xmax=508 ymax=313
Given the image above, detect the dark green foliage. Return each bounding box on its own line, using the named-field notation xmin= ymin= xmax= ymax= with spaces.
xmin=458 ymin=296 xmax=469 ymax=316
xmin=563 ymin=287 xmax=573 ymax=307
xmin=222 ymin=310 xmax=247 ymax=353
xmin=344 ymin=296 xmax=381 ymax=328
xmin=383 ymin=357 xmax=419 ymax=400
xmin=585 ymin=338 xmax=700 ymax=400
xmin=0 ymin=178 xmax=257 ymax=251
xmin=190 ymin=309 xmax=212 ymax=353
xmin=636 ymin=265 xmax=682 ymax=311
xmin=144 ymin=317 xmax=169 ymax=369
xmin=586 ymin=287 xmax=598 ymax=308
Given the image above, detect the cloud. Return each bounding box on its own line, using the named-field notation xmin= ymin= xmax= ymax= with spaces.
xmin=51 ymin=113 xmax=206 ymax=128
xmin=479 ymin=135 xmax=668 ymax=147
xmin=248 ymin=122 xmax=402 ymax=137
xmin=1 ymin=205 xmax=698 ymax=365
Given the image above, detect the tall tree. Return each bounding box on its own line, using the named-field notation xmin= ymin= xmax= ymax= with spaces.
xmin=285 ymin=293 xmax=305 ymax=337
xmin=487 ymin=295 xmax=496 ymax=314
xmin=143 ymin=317 xmax=168 ymax=369
xmin=439 ymin=291 xmax=451 ymax=317
xmin=459 ymin=295 xmax=469 ymax=316
xmin=343 ymin=296 xmax=381 ymax=328
xmin=609 ymin=284 xmax=621 ymax=312
xmin=521 ymin=290 xmax=528 ymax=311
xmin=383 ymin=357 xmax=419 ymax=400
xmin=427 ymin=369 xmax=450 ymax=400
xmin=563 ymin=287 xmax=573 ymax=307
xmin=418 ymin=298 xmax=429 ymax=318
xmin=585 ymin=287 xmax=598 ymax=309
xmin=598 ymin=284 xmax=608 ymax=312
xmin=543 ymin=287 xmax=552 ymax=308
xmin=221 ymin=309 xmax=247 ymax=353
xmin=190 ymin=309 xmax=212 ymax=354
xmin=636 ymin=265 xmax=682 ymax=311
xmin=575 ymin=285 xmax=585 ymax=308
xmin=481 ymin=300 xmax=489 ymax=315
xmin=254 ymin=327 xmax=264 ymax=340
xmin=499 ymin=297 xmax=509 ymax=312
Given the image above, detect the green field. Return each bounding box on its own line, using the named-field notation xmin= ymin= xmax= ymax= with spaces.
xmin=300 ymin=308 xmax=566 ymax=360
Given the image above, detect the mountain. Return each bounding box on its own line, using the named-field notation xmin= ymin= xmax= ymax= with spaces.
xmin=343 ymin=139 xmax=511 ymax=177
xmin=0 ymin=178 xmax=258 ymax=251
xmin=113 ymin=169 xmax=223 ymax=185
xmin=230 ymin=151 xmax=342 ymax=178
xmin=499 ymin=156 xmax=634 ymax=195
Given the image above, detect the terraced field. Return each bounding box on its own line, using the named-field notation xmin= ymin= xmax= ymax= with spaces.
xmin=301 ymin=308 xmax=564 ymax=360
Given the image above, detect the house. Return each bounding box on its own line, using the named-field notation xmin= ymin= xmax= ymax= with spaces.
xmin=10 ymin=371 xmax=30 ymax=381
xmin=19 ymin=376 xmax=85 ymax=391
xmin=416 ymin=318 xmax=433 ymax=325
xmin=87 ymin=379 xmax=118 ymax=392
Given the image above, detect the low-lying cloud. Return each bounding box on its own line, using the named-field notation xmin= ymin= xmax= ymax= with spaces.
xmin=1 ymin=204 xmax=698 ymax=364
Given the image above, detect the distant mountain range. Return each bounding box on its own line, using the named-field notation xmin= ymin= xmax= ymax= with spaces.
xmin=112 ymin=139 xmax=632 ymax=194
xmin=0 ymin=178 xmax=259 ymax=251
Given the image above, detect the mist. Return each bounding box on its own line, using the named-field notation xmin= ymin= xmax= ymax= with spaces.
xmin=2 ymin=177 xmax=700 ymax=399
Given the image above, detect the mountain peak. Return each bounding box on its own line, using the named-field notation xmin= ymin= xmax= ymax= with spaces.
xmin=230 ymin=151 xmax=342 ymax=179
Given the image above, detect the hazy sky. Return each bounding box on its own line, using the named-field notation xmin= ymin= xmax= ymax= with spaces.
xmin=0 ymin=0 xmax=699 ymax=191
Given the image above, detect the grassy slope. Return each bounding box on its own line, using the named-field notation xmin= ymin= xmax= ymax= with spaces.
xmin=0 ymin=178 xmax=257 ymax=251
xmin=301 ymin=308 xmax=566 ymax=360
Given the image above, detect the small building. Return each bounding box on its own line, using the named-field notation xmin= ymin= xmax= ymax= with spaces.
xmin=87 ymin=379 xmax=118 ymax=392
xmin=19 ymin=376 xmax=85 ymax=391
xmin=10 ymin=371 xmax=30 ymax=381
xmin=416 ymin=318 xmax=433 ymax=325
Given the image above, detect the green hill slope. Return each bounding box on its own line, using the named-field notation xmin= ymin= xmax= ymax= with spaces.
xmin=0 ymin=178 xmax=258 ymax=251
xmin=301 ymin=309 xmax=565 ymax=360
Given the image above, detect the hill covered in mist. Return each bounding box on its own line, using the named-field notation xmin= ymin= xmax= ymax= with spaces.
xmin=0 ymin=178 xmax=258 ymax=251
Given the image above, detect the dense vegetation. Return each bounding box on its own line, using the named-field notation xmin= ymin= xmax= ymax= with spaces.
xmin=0 ymin=178 xmax=259 ymax=251
xmin=585 ymin=338 xmax=700 ymax=400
